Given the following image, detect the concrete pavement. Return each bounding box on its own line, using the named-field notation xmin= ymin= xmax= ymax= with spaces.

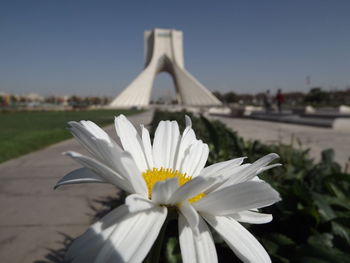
xmin=0 ymin=110 xmax=154 ymax=263
xmin=208 ymin=115 xmax=350 ymax=170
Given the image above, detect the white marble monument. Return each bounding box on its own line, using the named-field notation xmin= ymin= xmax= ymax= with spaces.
xmin=110 ymin=28 xmax=222 ymax=108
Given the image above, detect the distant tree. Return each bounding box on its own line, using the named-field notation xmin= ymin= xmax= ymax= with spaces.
xmin=19 ymin=96 xmax=27 ymax=103
xmin=91 ymin=97 xmax=102 ymax=105
xmin=9 ymin=95 xmax=18 ymax=107
xmin=68 ymin=95 xmax=82 ymax=108
xmin=327 ymin=90 xmax=350 ymax=105
xmin=0 ymin=96 xmax=4 ymax=107
xmin=83 ymin=97 xmax=90 ymax=106
xmin=45 ymin=96 xmax=56 ymax=104
xmin=102 ymin=97 xmax=110 ymax=105
xmin=223 ymin=92 xmax=238 ymax=103
xmin=304 ymin=87 xmax=329 ymax=104
xmin=212 ymin=91 xmax=223 ymax=101
xmin=284 ymin=92 xmax=305 ymax=105
xmin=237 ymin=94 xmax=254 ymax=105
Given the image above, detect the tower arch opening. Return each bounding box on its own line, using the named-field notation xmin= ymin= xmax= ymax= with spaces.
xmin=151 ymin=72 xmax=178 ymax=105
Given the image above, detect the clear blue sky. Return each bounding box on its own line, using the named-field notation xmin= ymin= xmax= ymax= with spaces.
xmin=1 ymin=0 xmax=350 ymax=97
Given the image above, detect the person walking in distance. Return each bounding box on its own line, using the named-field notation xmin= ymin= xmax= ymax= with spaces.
xmin=264 ymin=89 xmax=273 ymax=113
xmin=276 ymin=89 xmax=285 ymax=113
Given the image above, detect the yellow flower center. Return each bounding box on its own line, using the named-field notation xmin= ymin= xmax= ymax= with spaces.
xmin=142 ymin=167 xmax=205 ymax=204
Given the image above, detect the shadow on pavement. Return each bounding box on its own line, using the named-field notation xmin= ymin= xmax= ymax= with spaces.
xmin=34 ymin=191 xmax=125 ymax=263
xmin=33 ymin=233 xmax=72 ymax=263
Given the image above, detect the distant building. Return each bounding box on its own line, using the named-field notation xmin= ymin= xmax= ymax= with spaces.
xmin=110 ymin=28 xmax=221 ymax=108
xmin=23 ymin=93 xmax=44 ymax=102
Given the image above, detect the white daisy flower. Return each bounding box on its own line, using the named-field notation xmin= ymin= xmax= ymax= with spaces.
xmin=56 ymin=114 xmax=281 ymax=263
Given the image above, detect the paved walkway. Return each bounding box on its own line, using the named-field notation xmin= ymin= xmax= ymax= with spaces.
xmin=208 ymin=115 xmax=350 ymax=170
xmin=0 ymin=111 xmax=154 ymax=263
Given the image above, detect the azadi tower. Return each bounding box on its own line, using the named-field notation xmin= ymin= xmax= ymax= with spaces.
xmin=110 ymin=28 xmax=222 ymax=107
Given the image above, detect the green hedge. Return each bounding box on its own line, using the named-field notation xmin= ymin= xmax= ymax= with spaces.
xmin=150 ymin=110 xmax=350 ymax=263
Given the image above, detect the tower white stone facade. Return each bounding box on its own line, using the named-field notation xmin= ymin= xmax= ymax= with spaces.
xmin=110 ymin=28 xmax=222 ymax=107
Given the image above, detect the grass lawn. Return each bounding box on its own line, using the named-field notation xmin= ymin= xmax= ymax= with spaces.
xmin=0 ymin=109 xmax=140 ymax=163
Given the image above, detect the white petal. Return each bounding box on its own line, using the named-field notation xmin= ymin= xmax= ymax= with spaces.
xmin=69 ymin=120 xmax=148 ymax=195
xmin=201 ymin=164 xmax=251 ymax=194
xmin=54 ymin=167 xmax=106 ymax=189
xmin=168 ymin=176 xmax=218 ymax=205
xmin=125 ymin=194 xmax=156 ymax=213
xmin=152 ymin=121 xmax=165 ymax=169
xmin=141 ymin=125 xmax=154 ymax=168
xmin=230 ymin=153 xmax=279 ymax=184
xmin=119 ymin=152 xmax=148 ymax=197
xmin=251 ymin=176 xmax=265 ymax=182
xmin=200 ymin=157 xmax=246 ymax=178
xmin=203 ymin=215 xmax=271 ymax=263
xmin=185 ymin=115 xmax=192 ymax=127
xmin=253 ymin=153 xmax=279 ymax=166
xmin=179 ymin=211 xmax=218 ymax=263
xmin=94 ymin=206 xmax=167 ymax=263
xmin=209 ymin=163 xmax=251 ymax=191
xmin=230 ymin=211 xmax=273 ymax=224
xmin=214 ymin=153 xmax=280 ymax=191
xmin=152 ymin=177 xmax=179 ymax=204
xmin=175 ymin=126 xmax=197 ymax=171
xmin=66 ymin=205 xmax=129 ymax=263
xmin=68 ymin=121 xmax=100 ymax=152
xmin=80 ymin=120 xmax=112 ymax=141
xmin=152 ymin=121 xmax=180 ymax=169
xmin=114 ymin=115 xmax=148 ymax=171
xmin=64 ymin=151 xmax=148 ymax=197
xmin=193 ymin=181 xmax=281 ymax=215
xmin=179 ymin=201 xmax=200 ymax=230
xmin=178 ymin=213 xmax=196 ymax=263
xmin=181 ymin=140 xmax=209 ymax=177
xmin=69 ymin=120 xmax=112 ymax=145
xmin=64 ymin=151 xmax=134 ymax=193
xmin=257 ymin=163 xmax=282 ymax=174
xmin=68 ymin=121 xmax=124 ymax=170
xmin=169 ymin=121 xmax=181 ymax=169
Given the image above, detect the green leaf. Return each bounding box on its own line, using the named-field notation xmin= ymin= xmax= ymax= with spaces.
xmin=308 ymin=233 xmax=333 ymax=248
xmin=332 ymin=221 xmax=350 ymax=246
xmin=294 ymin=257 xmax=330 ymax=263
xmin=261 ymin=238 xmax=279 ymax=254
xmin=321 ymin=149 xmax=335 ymax=165
xmin=312 ymin=192 xmax=336 ymax=221
xmin=295 ymin=244 xmax=350 ymax=263
xmin=326 ymin=182 xmax=346 ymax=199
xmin=166 ymin=237 xmax=181 ymax=263
xmin=269 ymin=233 xmax=295 ymax=246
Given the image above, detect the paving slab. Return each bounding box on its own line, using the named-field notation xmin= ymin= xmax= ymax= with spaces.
xmin=208 ymin=115 xmax=350 ymax=170
xmin=248 ymin=112 xmax=333 ymax=128
xmin=0 ymin=110 xmax=153 ymax=263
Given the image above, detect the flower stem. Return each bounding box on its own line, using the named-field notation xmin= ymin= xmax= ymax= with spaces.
xmin=145 ymin=209 xmax=177 ymax=263
xmin=145 ymin=218 xmax=168 ymax=263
